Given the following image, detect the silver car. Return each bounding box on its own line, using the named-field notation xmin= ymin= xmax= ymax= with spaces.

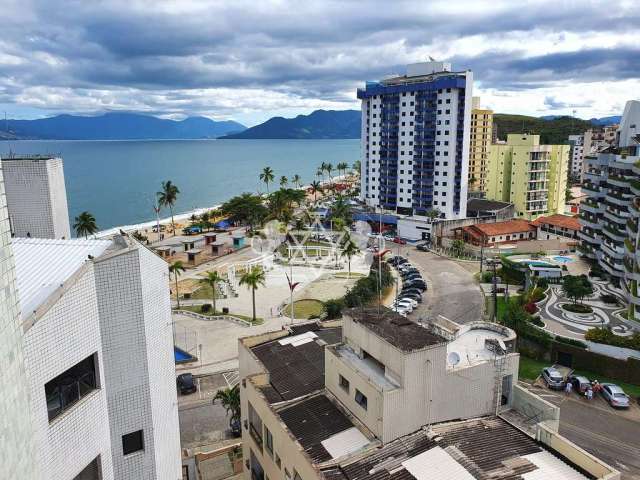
xmin=600 ymin=383 xmax=630 ymax=408
xmin=541 ymin=367 xmax=565 ymax=390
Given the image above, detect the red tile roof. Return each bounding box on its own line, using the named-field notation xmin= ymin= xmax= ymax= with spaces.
xmin=532 ymin=214 xmax=581 ymax=231
xmin=463 ymin=219 xmax=536 ymax=237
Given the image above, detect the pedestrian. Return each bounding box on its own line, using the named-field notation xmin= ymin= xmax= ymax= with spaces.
xmin=564 ymin=381 xmax=572 ymax=395
xmin=586 ymin=388 xmax=593 ymax=401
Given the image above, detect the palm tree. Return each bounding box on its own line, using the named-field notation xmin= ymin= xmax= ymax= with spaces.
xmin=200 ymin=211 xmax=211 ymax=231
xmin=239 ymin=266 xmax=266 ymax=322
xmin=169 ymin=260 xmax=186 ymax=309
xmin=259 ymin=166 xmax=275 ymax=193
xmin=325 ymin=162 xmax=334 ymax=185
xmin=352 ymin=160 xmax=361 ymax=174
xmin=213 ymin=385 xmax=240 ymax=424
xmin=337 ymin=162 xmax=348 ymax=178
xmin=291 ymin=174 xmax=302 ymax=189
xmin=157 ymin=180 xmax=180 ymax=236
xmin=200 ymin=270 xmax=223 ymax=313
xmin=341 ymin=239 xmax=360 ymax=278
xmin=280 ymin=175 xmax=288 ymax=189
xmin=309 ymin=180 xmax=323 ymax=202
xmin=316 ymin=167 xmax=324 ymax=182
xmin=73 ymin=211 xmax=98 ymax=238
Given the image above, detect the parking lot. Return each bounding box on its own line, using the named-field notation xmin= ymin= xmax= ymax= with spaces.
xmin=388 ymin=247 xmax=485 ymax=324
xmin=526 ymin=381 xmax=640 ymax=479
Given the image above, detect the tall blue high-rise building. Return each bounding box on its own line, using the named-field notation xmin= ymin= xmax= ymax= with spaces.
xmin=357 ymin=62 xmax=472 ymax=220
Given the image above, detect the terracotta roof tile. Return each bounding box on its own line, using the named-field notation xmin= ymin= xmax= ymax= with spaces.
xmin=463 ymin=219 xmax=536 ymax=237
xmin=532 ymin=214 xmax=580 ymax=231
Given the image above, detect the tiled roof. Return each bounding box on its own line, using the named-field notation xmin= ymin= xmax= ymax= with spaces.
xmin=532 ymin=214 xmax=581 ymax=231
xmin=324 ymin=417 xmax=588 ymax=480
xmin=12 ymin=238 xmax=113 ymax=319
xmin=463 ymin=219 xmax=536 ymax=237
xmin=251 ymin=327 xmax=342 ymax=402
xmin=467 ymin=198 xmax=513 ymax=213
xmin=346 ymin=308 xmax=446 ymax=352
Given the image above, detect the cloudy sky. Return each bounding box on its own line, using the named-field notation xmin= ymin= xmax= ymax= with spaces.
xmin=1 ymin=0 xmax=638 ymax=126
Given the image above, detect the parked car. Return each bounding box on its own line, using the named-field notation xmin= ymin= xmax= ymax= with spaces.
xmin=600 ymin=383 xmax=630 ymax=408
xmin=393 ymin=299 xmax=414 ymax=311
xmin=401 ymin=287 xmax=423 ymax=296
xmin=403 ymin=272 xmax=422 ymax=280
xmin=393 ymin=236 xmax=407 ymax=245
xmin=401 ymin=292 xmax=422 ymax=303
xmin=230 ymin=418 xmax=242 ymax=437
xmin=392 ymin=305 xmax=410 ymax=316
xmin=405 ymin=281 xmax=427 ymax=291
xmin=541 ymin=367 xmax=565 ymax=390
xmin=177 ymin=373 xmax=197 ymax=395
xmin=569 ymin=375 xmax=591 ymax=394
xmin=396 ymin=297 xmax=418 ymax=308
xmin=416 ymin=242 xmax=430 ymax=252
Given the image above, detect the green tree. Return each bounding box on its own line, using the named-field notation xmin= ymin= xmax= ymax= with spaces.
xmin=200 ymin=270 xmax=223 ymax=313
xmin=330 ymin=195 xmax=352 ymax=228
xmin=309 ymin=180 xmax=323 ymax=202
xmin=169 ymin=260 xmax=186 ymax=309
xmin=279 ymin=175 xmax=288 ymax=189
xmin=425 ymin=208 xmax=441 ymax=221
xmin=562 ymin=275 xmax=593 ymax=304
xmin=341 ymin=239 xmax=360 ymax=278
xmin=336 ymin=161 xmax=348 ymax=178
xmin=239 ymin=266 xmax=266 ymax=322
xmin=221 ymin=193 xmax=268 ymax=230
xmin=451 ymin=239 xmax=466 ymax=258
xmin=157 ymin=180 xmax=180 ymax=236
xmin=259 ymin=166 xmax=275 ymax=194
xmin=352 ymin=160 xmax=361 ymax=174
xmin=325 ymin=162 xmax=334 ymax=185
xmin=200 ymin=211 xmax=211 ymax=231
xmin=291 ymin=174 xmax=302 ymax=189
xmin=213 ymin=385 xmax=241 ymax=424
xmin=73 ymin=211 xmax=98 ymax=239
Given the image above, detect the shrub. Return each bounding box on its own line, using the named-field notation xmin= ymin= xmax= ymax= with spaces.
xmin=528 ymin=287 xmax=545 ymax=303
xmin=536 ymin=278 xmax=549 ymax=290
xmin=586 ymin=327 xmax=640 ymax=350
xmin=481 ymin=271 xmax=493 ymax=283
xmin=524 ymin=302 xmax=538 ymax=314
xmin=561 ymin=303 xmax=593 ymax=313
xmin=554 ymin=337 xmax=587 ymax=349
xmin=600 ymin=294 xmax=619 ymax=304
xmin=530 ymin=316 xmax=544 ymax=327
xmin=323 ymin=298 xmax=344 ymax=320
xmin=201 ymin=303 xmax=212 ymax=313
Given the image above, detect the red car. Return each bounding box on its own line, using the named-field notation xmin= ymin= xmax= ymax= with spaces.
xmin=393 ymin=237 xmax=406 ymax=245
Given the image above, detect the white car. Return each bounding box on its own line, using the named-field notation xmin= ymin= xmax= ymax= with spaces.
xmin=397 ymin=297 xmax=418 ymax=308
xmin=392 ymin=300 xmax=414 ymax=312
xmin=392 ymin=305 xmax=410 ymax=316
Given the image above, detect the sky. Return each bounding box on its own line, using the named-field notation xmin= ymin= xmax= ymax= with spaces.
xmin=1 ymin=0 xmax=639 ymax=127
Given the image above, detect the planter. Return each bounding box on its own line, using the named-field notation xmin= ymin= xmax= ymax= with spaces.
xmin=561 ymin=303 xmax=593 ymax=314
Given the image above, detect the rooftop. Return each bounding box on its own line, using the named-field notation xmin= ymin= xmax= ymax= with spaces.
xmin=12 ymin=237 xmax=113 ymax=319
xmin=278 ymin=394 xmax=374 ymax=465
xmin=532 ymin=214 xmax=581 ymax=231
xmin=466 ymin=198 xmax=513 ymax=214
xmin=322 ymin=417 xmax=588 ymax=480
xmin=1 ymin=154 xmax=60 ymax=161
xmin=463 ymin=219 xmax=536 ymax=237
xmin=346 ymin=308 xmax=446 ymax=352
xmin=250 ymin=325 xmax=342 ymax=402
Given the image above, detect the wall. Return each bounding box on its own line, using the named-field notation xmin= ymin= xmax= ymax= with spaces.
xmin=512 ymin=384 xmax=559 ymax=432
xmin=551 ymin=342 xmax=640 ymax=384
xmin=23 ymin=266 xmax=114 ymax=480
xmin=0 ymin=161 xmax=41 ymax=480
xmin=46 ymin=158 xmax=72 ymax=239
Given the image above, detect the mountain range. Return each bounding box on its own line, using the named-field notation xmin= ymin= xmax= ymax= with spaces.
xmin=1 ymin=112 xmax=246 ymax=140
xmin=0 ymin=110 xmax=621 ymax=141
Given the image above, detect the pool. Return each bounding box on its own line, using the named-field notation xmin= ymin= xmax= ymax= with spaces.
xmin=174 ymin=346 xmax=196 ymax=364
xmin=552 ymin=256 xmax=573 ymax=264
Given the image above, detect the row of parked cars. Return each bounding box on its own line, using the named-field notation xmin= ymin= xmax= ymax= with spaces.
xmin=387 ymin=255 xmax=427 ymax=316
xmin=542 ymin=366 xmax=631 ymax=408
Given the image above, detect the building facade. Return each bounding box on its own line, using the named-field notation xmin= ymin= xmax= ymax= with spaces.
xmin=0 ymin=161 xmax=40 ymax=480
xmin=568 ymin=134 xmax=584 ymax=177
xmin=485 ymin=134 xmax=569 ymax=220
xmin=468 ymin=96 xmax=493 ymax=193
xmin=580 ymin=100 xmax=640 ymax=321
xmin=2 ymin=155 xmax=71 ymax=239
xmin=357 ymin=62 xmax=472 ymax=219
xmin=11 ymin=235 xmax=182 ymax=480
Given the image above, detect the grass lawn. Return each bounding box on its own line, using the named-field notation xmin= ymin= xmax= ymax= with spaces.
xmin=486 ymin=295 xmax=520 ymax=323
xmin=177 ymin=305 xmax=263 ymax=325
xmin=518 ymin=355 xmax=640 ymax=398
xmin=334 ymin=272 xmax=366 ymax=279
xmin=282 ymin=299 xmax=324 ymax=319
xmin=190 ymin=284 xmax=224 ymax=301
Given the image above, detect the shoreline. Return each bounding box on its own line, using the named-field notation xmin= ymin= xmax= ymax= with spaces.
xmin=95 ymin=173 xmax=353 ymax=238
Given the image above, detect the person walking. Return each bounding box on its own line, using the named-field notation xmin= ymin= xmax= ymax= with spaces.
xmin=586 ymin=387 xmax=593 ymax=401
xmin=565 ymin=381 xmax=573 ymax=396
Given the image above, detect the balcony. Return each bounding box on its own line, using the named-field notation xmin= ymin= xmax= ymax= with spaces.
xmin=582 ymin=183 xmax=601 ymax=195
xmin=607 ymin=175 xmax=631 ymax=188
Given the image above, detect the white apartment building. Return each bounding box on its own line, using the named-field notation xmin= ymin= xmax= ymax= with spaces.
xmin=358 ymin=62 xmax=472 ymax=220
xmin=10 ymin=234 xmax=181 ymax=480
xmin=568 ymin=134 xmax=584 ymax=177
xmin=2 ymin=154 xmax=71 ymax=239
xmin=0 ymin=160 xmax=40 ymax=479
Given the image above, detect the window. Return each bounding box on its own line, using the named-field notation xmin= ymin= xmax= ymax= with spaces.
xmin=264 ymin=426 xmax=274 ymax=456
xmin=339 ymin=374 xmax=350 ymax=392
xmin=355 ymin=389 xmax=368 ymax=410
xmin=275 ymin=454 xmax=282 ymax=468
xmin=45 ymin=353 xmax=99 ymax=421
xmin=122 ymin=430 xmax=144 ymax=455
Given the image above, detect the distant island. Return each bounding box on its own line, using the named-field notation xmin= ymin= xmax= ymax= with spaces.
xmin=0 ymin=112 xmax=246 ymax=140
xmin=0 ymin=109 xmax=620 ymax=142
xmin=220 ymin=109 xmax=361 ymax=139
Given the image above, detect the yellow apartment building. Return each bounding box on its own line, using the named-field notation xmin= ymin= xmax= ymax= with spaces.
xmin=468 ymin=96 xmax=493 ymax=193
xmin=485 ymin=133 xmax=569 ymax=220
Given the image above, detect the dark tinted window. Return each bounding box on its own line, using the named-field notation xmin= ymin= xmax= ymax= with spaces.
xmin=122 ymin=430 xmax=144 ymax=455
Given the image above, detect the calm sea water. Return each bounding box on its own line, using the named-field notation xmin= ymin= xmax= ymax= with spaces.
xmin=0 ymin=139 xmax=359 ymax=230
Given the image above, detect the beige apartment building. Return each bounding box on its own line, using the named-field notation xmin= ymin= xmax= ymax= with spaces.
xmin=237 ymin=310 xmax=618 ymax=480
xmin=468 ymin=96 xmax=493 ymax=193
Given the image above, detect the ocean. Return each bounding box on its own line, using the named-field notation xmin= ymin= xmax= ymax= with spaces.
xmin=0 ymin=139 xmax=360 ymax=231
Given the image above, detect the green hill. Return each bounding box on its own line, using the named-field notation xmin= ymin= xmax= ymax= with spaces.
xmin=493 ymin=114 xmax=594 ymax=144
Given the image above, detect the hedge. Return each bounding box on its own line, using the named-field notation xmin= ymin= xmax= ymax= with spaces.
xmin=585 ymin=327 xmax=640 ymax=350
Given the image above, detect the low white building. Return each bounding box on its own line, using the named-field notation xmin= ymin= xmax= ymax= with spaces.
xmin=2 ymin=154 xmax=71 ymax=239
xmin=568 ymin=134 xmax=584 ymax=177
xmin=12 ymin=235 xmax=181 ymax=480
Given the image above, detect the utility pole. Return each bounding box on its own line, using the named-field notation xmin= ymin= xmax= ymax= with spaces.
xmin=492 ymin=260 xmax=498 ymax=323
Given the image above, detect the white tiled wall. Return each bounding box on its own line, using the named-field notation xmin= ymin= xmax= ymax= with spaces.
xmin=2 ymin=157 xmax=71 ymax=239
xmin=0 ymin=161 xmax=40 ymax=479
xmin=23 ymin=265 xmax=114 ymax=480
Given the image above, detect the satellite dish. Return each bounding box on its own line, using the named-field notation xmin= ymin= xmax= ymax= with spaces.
xmin=448 ymin=351 xmax=461 ymax=366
